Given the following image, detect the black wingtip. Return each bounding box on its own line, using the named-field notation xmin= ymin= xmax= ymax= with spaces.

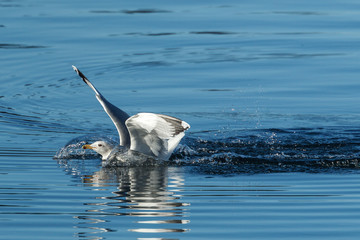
xmin=72 ymin=65 xmax=88 ymax=84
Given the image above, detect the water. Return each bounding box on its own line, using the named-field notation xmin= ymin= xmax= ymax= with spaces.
xmin=1 ymin=0 xmax=360 ymax=239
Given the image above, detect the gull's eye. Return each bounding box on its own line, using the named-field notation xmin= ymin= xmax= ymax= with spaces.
xmin=98 ymin=144 xmax=103 ymax=147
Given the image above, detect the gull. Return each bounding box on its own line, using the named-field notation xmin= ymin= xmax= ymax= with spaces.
xmin=72 ymin=65 xmax=190 ymax=162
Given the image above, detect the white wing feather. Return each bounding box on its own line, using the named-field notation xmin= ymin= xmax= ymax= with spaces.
xmin=72 ymin=65 xmax=131 ymax=147
xmin=125 ymin=113 xmax=190 ymax=160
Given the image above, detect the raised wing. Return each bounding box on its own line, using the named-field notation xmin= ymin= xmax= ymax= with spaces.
xmin=72 ymin=65 xmax=131 ymax=147
xmin=125 ymin=113 xmax=190 ymax=160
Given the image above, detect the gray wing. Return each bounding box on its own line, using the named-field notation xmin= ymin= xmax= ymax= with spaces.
xmin=125 ymin=113 xmax=190 ymax=160
xmin=72 ymin=65 xmax=131 ymax=148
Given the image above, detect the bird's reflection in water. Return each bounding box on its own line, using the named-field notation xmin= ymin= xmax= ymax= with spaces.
xmin=71 ymin=163 xmax=190 ymax=239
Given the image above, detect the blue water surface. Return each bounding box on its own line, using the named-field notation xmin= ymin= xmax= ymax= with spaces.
xmin=1 ymin=0 xmax=360 ymax=239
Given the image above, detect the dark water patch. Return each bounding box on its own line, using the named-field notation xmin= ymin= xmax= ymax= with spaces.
xmin=274 ymin=32 xmax=321 ymax=35
xmin=0 ymin=24 xmax=5 ymax=27
xmin=91 ymin=9 xmax=171 ymax=14
xmin=90 ymin=10 xmax=122 ymax=13
xmin=0 ymin=43 xmax=46 ymax=49
xmin=123 ymin=32 xmax=177 ymax=37
xmin=146 ymin=32 xmax=176 ymax=36
xmin=190 ymin=31 xmax=237 ymax=35
xmin=201 ymin=89 xmax=234 ymax=92
xmin=124 ymin=31 xmax=320 ymax=37
xmin=123 ymin=9 xmax=171 ymax=14
xmin=273 ymin=11 xmax=325 ymax=16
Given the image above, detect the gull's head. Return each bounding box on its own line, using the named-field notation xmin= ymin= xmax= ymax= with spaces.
xmin=82 ymin=141 xmax=114 ymax=160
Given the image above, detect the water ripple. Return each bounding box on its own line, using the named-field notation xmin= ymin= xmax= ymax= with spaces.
xmin=90 ymin=9 xmax=171 ymax=14
xmin=0 ymin=43 xmax=46 ymax=49
xmin=0 ymin=106 xmax=85 ymax=135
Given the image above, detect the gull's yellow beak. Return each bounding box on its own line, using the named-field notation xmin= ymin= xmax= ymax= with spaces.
xmin=82 ymin=144 xmax=93 ymax=149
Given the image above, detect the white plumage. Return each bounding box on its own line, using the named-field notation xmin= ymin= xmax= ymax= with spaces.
xmin=126 ymin=113 xmax=190 ymax=160
xmin=73 ymin=66 xmax=190 ymax=161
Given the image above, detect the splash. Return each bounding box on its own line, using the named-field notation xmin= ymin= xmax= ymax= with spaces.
xmin=54 ymin=135 xmax=118 ymax=160
xmin=55 ymin=127 xmax=360 ymax=173
xmin=176 ymin=127 xmax=360 ymax=173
